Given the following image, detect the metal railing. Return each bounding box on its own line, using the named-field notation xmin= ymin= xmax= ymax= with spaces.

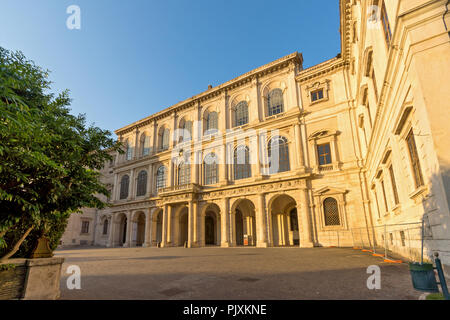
xmin=319 ymin=221 xmax=435 ymax=263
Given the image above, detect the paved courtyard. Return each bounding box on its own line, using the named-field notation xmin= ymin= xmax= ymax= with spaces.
xmin=56 ymin=246 xmax=421 ymax=300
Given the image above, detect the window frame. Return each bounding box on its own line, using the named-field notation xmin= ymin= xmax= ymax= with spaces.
xmin=267 ymin=88 xmax=284 ymax=117
xmin=136 ymin=170 xmax=148 ymax=197
xmin=267 ymin=136 xmax=290 ymax=174
xmin=81 ymin=220 xmax=90 ymax=234
xmin=323 ymin=197 xmax=341 ymax=226
xmin=233 ymin=145 xmax=252 ymax=180
xmin=156 ymin=166 xmax=167 ymax=192
xmin=406 ymin=129 xmax=424 ymax=189
xmin=317 ymin=143 xmax=332 ymax=166
xmin=203 ymin=153 xmax=218 ymax=185
xmin=234 ymin=101 xmax=249 ymax=127
xmin=119 ymin=175 xmax=130 ymax=200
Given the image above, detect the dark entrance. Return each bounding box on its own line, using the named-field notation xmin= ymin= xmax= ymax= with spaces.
xmin=122 ymin=218 xmax=127 ymax=244
xmin=235 ymin=209 xmax=244 ymax=246
xmin=205 ymin=215 xmax=215 ymax=245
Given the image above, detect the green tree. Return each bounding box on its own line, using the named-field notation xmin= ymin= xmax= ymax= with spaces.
xmin=0 ymin=47 xmax=123 ymax=261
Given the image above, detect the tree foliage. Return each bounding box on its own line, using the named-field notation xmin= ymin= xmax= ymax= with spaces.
xmin=0 ymin=47 xmax=123 ymax=260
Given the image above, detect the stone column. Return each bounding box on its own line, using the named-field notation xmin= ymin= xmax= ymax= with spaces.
xmin=219 ymin=143 xmax=228 ymax=185
xmin=143 ymin=209 xmax=152 ymax=247
xmin=294 ymin=123 xmax=306 ymax=172
xmin=256 ymin=193 xmax=268 ymax=247
xmin=166 ymin=205 xmax=174 ymax=246
xmin=168 ymin=160 xmax=173 ymax=188
xmin=131 ymin=216 xmax=138 ymax=247
xmin=124 ymin=211 xmax=132 ymax=247
xmin=250 ymin=76 xmax=260 ymax=123
xmin=147 ymin=164 xmax=153 ymax=197
xmin=221 ymin=198 xmax=230 ymax=247
xmin=229 ymin=210 xmax=236 ymax=246
xmin=128 ymin=169 xmax=135 ymax=200
xmin=161 ymin=205 xmax=169 ymax=247
xmin=135 ymin=128 xmax=140 ymax=159
xmin=287 ymin=62 xmax=299 ymax=110
xmin=108 ymin=215 xmax=115 ymax=248
xmin=151 ymin=120 xmax=158 ymax=155
xmin=188 ymin=201 xmax=194 ymax=247
xmin=112 ymin=173 xmax=119 ymax=201
xmin=259 ymin=131 xmax=269 ymax=176
xmin=193 ymin=201 xmax=198 ymax=246
xmin=298 ymin=189 xmax=314 ymax=247
xmin=256 ymin=133 xmax=263 ymax=179
xmin=170 ymin=112 xmax=177 ymax=149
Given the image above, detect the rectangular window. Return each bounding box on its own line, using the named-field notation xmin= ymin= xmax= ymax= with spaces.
xmin=373 ymin=189 xmax=381 ymax=219
xmin=317 ymin=143 xmax=332 ymax=165
xmin=381 ymin=2 xmax=392 ymax=47
xmin=406 ymin=129 xmax=424 ymax=188
xmin=81 ymin=221 xmax=89 ymax=234
xmin=311 ymin=89 xmax=324 ymax=102
xmin=389 ymin=165 xmax=400 ymax=205
xmin=381 ymin=179 xmax=389 ymax=213
xmin=371 ymin=71 xmax=378 ymax=103
xmin=400 ymin=231 xmax=406 ymax=247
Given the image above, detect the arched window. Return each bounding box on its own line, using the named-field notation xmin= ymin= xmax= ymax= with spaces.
xmin=177 ymin=162 xmax=190 ymax=186
xmin=120 ymin=175 xmax=130 ymax=199
xmin=268 ymin=136 xmax=290 ymax=174
xmin=204 ymin=153 xmax=218 ymax=185
xmin=102 ymin=219 xmax=109 ymax=235
xmin=161 ymin=128 xmax=170 ymax=151
xmin=156 ymin=166 xmax=167 ymax=191
xmin=179 ymin=120 xmax=192 ymax=142
xmin=205 ymin=111 xmax=218 ymax=134
xmin=323 ymin=197 xmax=340 ymax=226
xmin=136 ymin=170 xmax=147 ymax=196
xmin=268 ymin=89 xmax=284 ymax=116
xmin=234 ymin=145 xmax=251 ymax=180
xmin=141 ymin=134 xmax=151 ymax=156
xmin=125 ymin=140 xmax=133 ymax=160
xmin=234 ymin=101 xmax=248 ymax=127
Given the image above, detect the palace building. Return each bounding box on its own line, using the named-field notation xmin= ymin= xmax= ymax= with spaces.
xmin=60 ymin=0 xmax=450 ymax=266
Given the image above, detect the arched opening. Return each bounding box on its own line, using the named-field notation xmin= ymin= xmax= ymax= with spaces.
xmin=134 ymin=212 xmax=146 ymax=247
xmin=155 ymin=210 xmax=163 ymax=244
xmin=178 ymin=207 xmax=189 ymax=246
xmin=201 ymin=203 xmax=221 ymax=246
xmin=233 ymin=199 xmax=256 ymax=246
xmin=235 ymin=209 xmax=244 ymax=246
xmin=269 ymin=194 xmax=298 ymax=247
xmin=117 ymin=213 xmax=127 ymax=246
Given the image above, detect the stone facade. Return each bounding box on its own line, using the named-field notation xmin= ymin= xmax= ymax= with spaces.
xmin=61 ymin=0 xmax=450 ymax=265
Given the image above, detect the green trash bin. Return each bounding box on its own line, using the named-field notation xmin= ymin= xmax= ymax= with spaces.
xmin=409 ymin=262 xmax=439 ymax=293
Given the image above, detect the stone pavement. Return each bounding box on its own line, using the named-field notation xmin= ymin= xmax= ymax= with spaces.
xmin=56 ymin=246 xmax=421 ymax=300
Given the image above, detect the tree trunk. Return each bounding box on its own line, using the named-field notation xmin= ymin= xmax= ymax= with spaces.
xmin=0 ymin=226 xmax=34 ymax=262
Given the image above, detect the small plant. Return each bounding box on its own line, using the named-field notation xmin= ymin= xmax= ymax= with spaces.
xmin=0 ymin=263 xmax=16 ymax=271
xmin=426 ymin=293 xmax=444 ymax=300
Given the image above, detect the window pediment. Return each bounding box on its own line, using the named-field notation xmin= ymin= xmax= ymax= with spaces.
xmin=308 ymin=129 xmax=339 ymax=141
xmin=313 ymin=186 xmax=347 ymax=196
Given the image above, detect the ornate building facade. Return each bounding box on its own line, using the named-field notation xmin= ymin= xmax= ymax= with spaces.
xmin=60 ymin=0 xmax=450 ymax=266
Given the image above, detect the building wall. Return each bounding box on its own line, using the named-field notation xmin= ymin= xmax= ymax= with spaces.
xmin=61 ymin=0 xmax=450 ymax=266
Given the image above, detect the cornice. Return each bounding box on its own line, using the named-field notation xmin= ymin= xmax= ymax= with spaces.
xmin=340 ymin=0 xmax=352 ymax=62
xmin=115 ymin=52 xmax=303 ymax=136
xmin=296 ymin=58 xmax=348 ymax=83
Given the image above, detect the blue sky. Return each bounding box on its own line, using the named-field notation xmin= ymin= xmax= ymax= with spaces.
xmin=0 ymin=0 xmax=340 ymax=136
